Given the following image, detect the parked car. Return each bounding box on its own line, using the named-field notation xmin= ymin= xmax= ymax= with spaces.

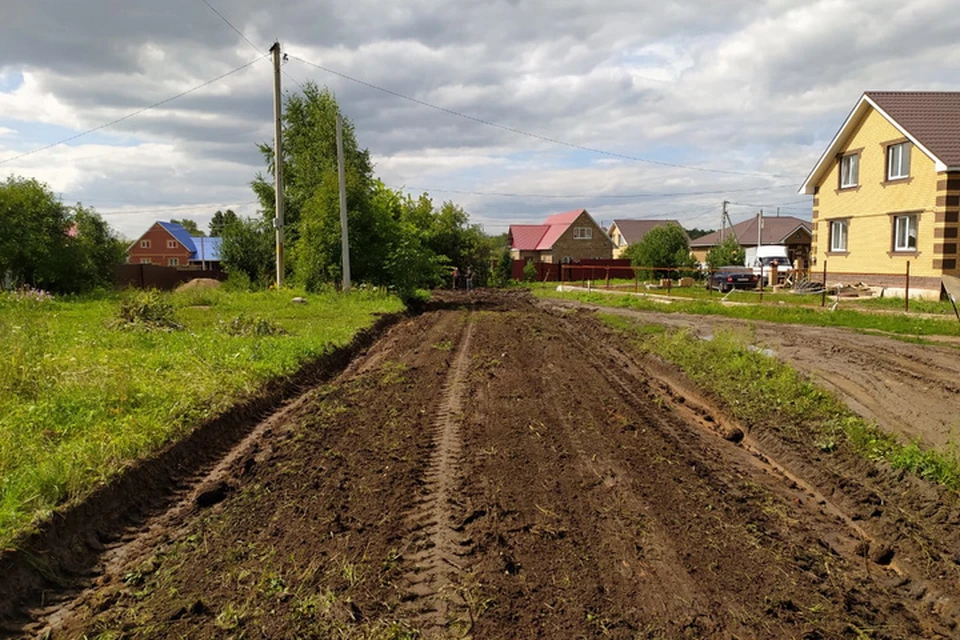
xmin=707 ymin=266 xmax=759 ymax=292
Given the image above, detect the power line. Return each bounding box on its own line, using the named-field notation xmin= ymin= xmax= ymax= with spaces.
xmin=197 ymin=0 xmax=305 ymax=90
xmin=727 ymin=199 xmax=811 ymax=208
xmin=289 ymin=54 xmax=791 ymax=180
xmin=392 ymin=183 xmax=799 ymax=200
xmin=95 ymin=200 xmax=259 ymax=217
xmin=0 ymin=55 xmax=268 ymax=166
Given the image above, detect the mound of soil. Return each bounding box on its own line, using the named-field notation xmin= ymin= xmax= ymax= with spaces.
xmin=175 ymin=278 xmax=222 ymax=292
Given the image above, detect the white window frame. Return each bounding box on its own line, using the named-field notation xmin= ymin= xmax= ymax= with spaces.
xmin=573 ymin=226 xmax=593 ymax=240
xmin=887 ymin=142 xmax=910 ymax=180
xmin=829 ymin=220 xmax=848 ymax=252
xmin=893 ymin=214 xmax=918 ymax=252
xmin=168 ymin=258 xmax=179 ymax=266
xmin=839 ymin=153 xmax=859 ymax=188
xmin=141 ymin=257 xmax=152 ymax=264
xmin=167 ymin=239 xmax=178 ymax=249
xmin=140 ymin=239 xmax=150 ymax=248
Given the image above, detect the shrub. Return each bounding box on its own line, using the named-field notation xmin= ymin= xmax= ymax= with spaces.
xmin=221 ymin=314 xmax=288 ymax=337
xmin=523 ymin=260 xmax=538 ymax=283
xmin=111 ymin=290 xmax=182 ymax=331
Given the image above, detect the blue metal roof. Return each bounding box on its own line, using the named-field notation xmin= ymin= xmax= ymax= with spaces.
xmin=193 ymin=236 xmax=222 ymax=262
xmin=158 ymin=221 xmax=198 ymax=257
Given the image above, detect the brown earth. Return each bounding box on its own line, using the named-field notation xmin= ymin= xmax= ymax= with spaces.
xmin=7 ymin=290 xmax=960 ymax=638
xmin=544 ymin=297 xmax=960 ymax=450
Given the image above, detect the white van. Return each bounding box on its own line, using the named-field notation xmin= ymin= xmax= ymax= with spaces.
xmin=744 ymin=245 xmax=790 ymax=284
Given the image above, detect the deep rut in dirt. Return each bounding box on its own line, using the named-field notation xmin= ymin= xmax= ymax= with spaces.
xmin=401 ymin=317 xmax=474 ymax=636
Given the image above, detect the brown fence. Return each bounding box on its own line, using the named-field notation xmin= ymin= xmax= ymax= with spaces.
xmin=512 ymin=259 xmax=632 ymax=282
xmin=116 ymin=264 xmax=225 ymax=290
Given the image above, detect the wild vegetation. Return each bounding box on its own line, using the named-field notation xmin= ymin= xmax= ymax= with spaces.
xmin=0 ymin=287 xmax=402 ymax=548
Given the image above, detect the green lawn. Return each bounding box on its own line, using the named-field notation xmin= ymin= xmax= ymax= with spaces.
xmin=534 ymin=287 xmax=960 ymax=338
xmin=0 ymin=287 xmax=402 ymax=548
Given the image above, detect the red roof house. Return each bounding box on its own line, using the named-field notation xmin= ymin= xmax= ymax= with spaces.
xmin=508 ymin=209 xmax=614 ymax=263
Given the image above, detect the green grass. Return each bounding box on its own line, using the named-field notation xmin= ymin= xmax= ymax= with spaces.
xmin=0 ymin=287 xmax=403 ymax=549
xmin=536 ymin=287 xmax=960 ymax=338
xmin=602 ymin=313 xmax=960 ymax=491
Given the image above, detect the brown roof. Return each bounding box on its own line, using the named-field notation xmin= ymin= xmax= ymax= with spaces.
xmin=866 ymin=91 xmax=960 ymax=167
xmin=611 ymin=219 xmax=687 ymax=245
xmin=690 ymin=216 xmax=811 ymax=248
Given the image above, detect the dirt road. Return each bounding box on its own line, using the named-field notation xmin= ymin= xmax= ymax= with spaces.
xmin=9 ymin=291 xmax=960 ymax=638
xmin=545 ymin=297 xmax=960 ymax=451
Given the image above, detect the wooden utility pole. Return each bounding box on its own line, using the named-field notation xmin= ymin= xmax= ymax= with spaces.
xmin=270 ymin=42 xmax=285 ymax=289
xmin=336 ymin=114 xmax=352 ymax=292
xmin=721 ymin=200 xmax=728 ymax=242
xmin=756 ymin=209 xmax=763 ymax=247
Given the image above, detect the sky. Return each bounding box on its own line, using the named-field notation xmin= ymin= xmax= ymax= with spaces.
xmin=1 ymin=0 xmax=959 ymax=238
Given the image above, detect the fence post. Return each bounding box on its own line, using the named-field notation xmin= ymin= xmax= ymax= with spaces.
xmin=634 ymin=268 xmax=639 ymax=293
xmin=759 ymin=263 xmax=764 ymax=302
xmin=667 ymin=271 xmax=672 ymax=295
xmin=821 ymin=260 xmax=828 ymax=308
xmin=606 ymin=266 xmax=610 ymax=289
xmin=905 ymin=261 xmax=910 ymax=313
xmin=709 ymin=269 xmax=714 ymax=296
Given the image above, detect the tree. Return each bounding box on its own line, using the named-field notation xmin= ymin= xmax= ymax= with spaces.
xmin=0 ymin=176 xmax=125 ymax=293
xmin=220 ymin=217 xmax=275 ymax=287
xmin=209 ymin=209 xmax=238 ymax=237
xmin=706 ymin=237 xmax=746 ymax=270
xmin=624 ymin=223 xmax=695 ymax=278
xmin=491 ymin=250 xmax=513 ymax=287
xmin=170 ymin=218 xmax=205 ymax=236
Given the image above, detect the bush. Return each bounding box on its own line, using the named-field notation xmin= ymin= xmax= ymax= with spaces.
xmin=706 ymin=237 xmax=746 ymax=270
xmin=221 ymin=314 xmax=288 ymax=337
xmin=111 ymin=290 xmax=182 ymax=331
xmin=523 ymin=260 xmax=538 ymax=283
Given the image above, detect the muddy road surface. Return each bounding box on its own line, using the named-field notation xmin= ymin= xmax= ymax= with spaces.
xmin=546 ymin=297 xmax=960 ymax=452
xmin=9 ymin=291 xmax=960 ymax=638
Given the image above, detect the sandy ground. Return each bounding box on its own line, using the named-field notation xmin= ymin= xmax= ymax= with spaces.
xmin=6 ymin=290 xmax=960 ymax=639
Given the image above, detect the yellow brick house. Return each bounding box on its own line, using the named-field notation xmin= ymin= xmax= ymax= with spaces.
xmin=800 ymin=91 xmax=960 ymax=298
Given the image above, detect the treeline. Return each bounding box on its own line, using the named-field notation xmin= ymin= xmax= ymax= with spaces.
xmin=0 ymin=176 xmax=125 ymax=293
xmin=222 ymin=82 xmax=498 ymax=297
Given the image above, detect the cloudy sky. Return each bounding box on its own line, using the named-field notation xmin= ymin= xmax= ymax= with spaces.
xmin=1 ymin=0 xmax=957 ymax=238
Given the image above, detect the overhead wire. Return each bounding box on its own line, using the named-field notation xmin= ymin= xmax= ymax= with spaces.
xmin=391 ymin=183 xmax=801 ymax=200
xmin=0 ymin=54 xmax=269 ymax=166
xmin=289 ymin=54 xmax=792 ymax=180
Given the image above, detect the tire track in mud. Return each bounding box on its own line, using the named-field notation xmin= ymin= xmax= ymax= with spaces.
xmin=401 ymin=316 xmax=474 ymax=637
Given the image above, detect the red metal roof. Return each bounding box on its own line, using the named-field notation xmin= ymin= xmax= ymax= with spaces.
xmin=510 ymin=209 xmax=603 ymax=251
xmin=543 ymin=209 xmax=586 ymax=226
xmin=509 ymin=225 xmax=550 ymax=251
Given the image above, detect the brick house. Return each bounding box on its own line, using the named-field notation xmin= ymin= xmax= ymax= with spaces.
xmin=509 ymin=209 xmax=614 ymax=263
xmin=800 ymin=91 xmax=960 ymax=298
xmin=127 ymin=221 xmax=222 ymax=268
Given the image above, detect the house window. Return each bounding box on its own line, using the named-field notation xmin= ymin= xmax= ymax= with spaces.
xmin=167 ymin=239 xmax=178 ymax=249
xmin=829 ymin=220 xmax=848 ymax=252
xmin=140 ymin=240 xmax=151 ymax=248
xmin=839 ymin=153 xmax=859 ymax=188
xmin=141 ymin=257 xmax=152 ymax=264
xmin=573 ymin=227 xmax=593 ymax=240
xmin=893 ymin=214 xmax=918 ymax=251
xmin=887 ymin=142 xmax=911 ymax=180
xmin=168 ymin=258 xmax=179 ymax=266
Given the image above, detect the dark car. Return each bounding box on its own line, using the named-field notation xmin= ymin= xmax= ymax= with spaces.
xmin=707 ymin=266 xmax=759 ymax=292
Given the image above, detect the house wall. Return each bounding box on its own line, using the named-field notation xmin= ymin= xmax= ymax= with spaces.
xmin=812 ymin=105 xmax=941 ymax=289
xmin=609 ymin=224 xmax=628 ymax=258
xmin=127 ymin=223 xmax=193 ymax=266
xmin=548 ymin=211 xmax=614 ymax=263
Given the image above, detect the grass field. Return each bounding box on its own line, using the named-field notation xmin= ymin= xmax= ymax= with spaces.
xmin=534 ymin=286 xmax=960 ymax=338
xmin=0 ymin=287 xmax=403 ymax=549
